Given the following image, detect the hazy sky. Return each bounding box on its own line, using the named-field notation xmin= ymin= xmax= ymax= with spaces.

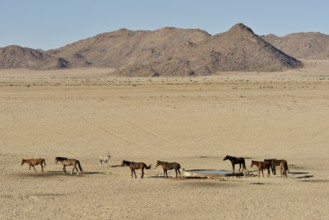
xmin=1 ymin=0 xmax=328 ymax=50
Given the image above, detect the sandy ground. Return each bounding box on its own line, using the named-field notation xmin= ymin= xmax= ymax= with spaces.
xmin=1 ymin=60 xmax=329 ymax=219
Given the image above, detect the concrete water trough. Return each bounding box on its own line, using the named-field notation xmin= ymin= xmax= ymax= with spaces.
xmin=183 ymin=169 xmax=243 ymax=178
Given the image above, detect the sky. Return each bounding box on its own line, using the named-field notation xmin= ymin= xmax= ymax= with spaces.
xmin=1 ymin=0 xmax=329 ymax=50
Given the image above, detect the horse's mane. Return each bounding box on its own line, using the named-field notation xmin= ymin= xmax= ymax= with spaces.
xmin=55 ymin=157 xmax=68 ymax=161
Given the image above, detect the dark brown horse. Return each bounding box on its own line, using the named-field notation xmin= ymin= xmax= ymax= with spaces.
xmin=55 ymin=157 xmax=83 ymax=175
xmin=250 ymin=160 xmax=271 ymax=178
xmin=264 ymin=159 xmax=289 ymax=175
xmin=21 ymin=158 xmax=46 ymax=173
xmin=121 ymin=160 xmax=151 ymax=178
xmin=155 ymin=160 xmax=181 ymax=178
xmin=223 ymin=155 xmax=246 ymax=172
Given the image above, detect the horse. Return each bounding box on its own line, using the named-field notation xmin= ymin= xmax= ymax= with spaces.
xmin=155 ymin=160 xmax=181 ymax=178
xmin=55 ymin=157 xmax=83 ymax=175
xmin=223 ymin=155 xmax=246 ymax=172
xmin=121 ymin=160 xmax=151 ymax=178
xmin=250 ymin=160 xmax=271 ymax=178
xmin=280 ymin=161 xmax=288 ymax=179
xmin=264 ymin=159 xmax=289 ymax=175
xmin=21 ymin=158 xmax=46 ymax=173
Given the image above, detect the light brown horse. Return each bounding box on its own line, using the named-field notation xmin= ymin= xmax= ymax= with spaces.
xmin=280 ymin=161 xmax=288 ymax=179
xmin=21 ymin=158 xmax=46 ymax=173
xmin=155 ymin=160 xmax=181 ymax=178
xmin=250 ymin=160 xmax=271 ymax=178
xmin=264 ymin=159 xmax=289 ymax=175
xmin=121 ymin=160 xmax=151 ymax=178
xmin=55 ymin=157 xmax=83 ymax=175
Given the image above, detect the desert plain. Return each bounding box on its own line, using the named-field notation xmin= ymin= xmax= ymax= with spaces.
xmin=1 ymin=60 xmax=329 ymax=219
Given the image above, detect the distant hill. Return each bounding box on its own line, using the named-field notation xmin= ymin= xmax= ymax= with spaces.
xmin=0 ymin=23 xmax=303 ymax=75
xmin=0 ymin=45 xmax=68 ymax=69
xmin=262 ymin=32 xmax=329 ymax=59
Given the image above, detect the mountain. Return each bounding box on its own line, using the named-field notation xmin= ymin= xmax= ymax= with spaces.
xmin=0 ymin=45 xmax=68 ymax=69
xmin=0 ymin=23 xmax=303 ymax=75
xmin=262 ymin=32 xmax=329 ymax=59
xmin=197 ymin=23 xmax=302 ymax=72
xmin=49 ymin=28 xmax=210 ymax=72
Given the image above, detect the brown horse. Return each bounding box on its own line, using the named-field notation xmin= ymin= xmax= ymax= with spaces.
xmin=55 ymin=157 xmax=83 ymax=175
xmin=250 ymin=160 xmax=271 ymax=178
xmin=121 ymin=160 xmax=151 ymax=178
xmin=280 ymin=161 xmax=288 ymax=179
xmin=155 ymin=160 xmax=181 ymax=178
xmin=223 ymin=155 xmax=246 ymax=172
xmin=264 ymin=159 xmax=289 ymax=175
xmin=21 ymin=158 xmax=46 ymax=173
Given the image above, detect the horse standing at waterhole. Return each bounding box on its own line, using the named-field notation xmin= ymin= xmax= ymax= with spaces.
xmin=121 ymin=160 xmax=151 ymax=178
xmin=21 ymin=158 xmax=46 ymax=173
xmin=223 ymin=155 xmax=246 ymax=172
xmin=264 ymin=159 xmax=289 ymax=175
xmin=55 ymin=157 xmax=83 ymax=175
xmin=155 ymin=160 xmax=181 ymax=178
xmin=250 ymin=160 xmax=271 ymax=178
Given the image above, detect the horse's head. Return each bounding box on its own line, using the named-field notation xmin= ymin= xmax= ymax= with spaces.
xmin=223 ymin=155 xmax=229 ymax=161
xmin=21 ymin=159 xmax=25 ymax=166
xmin=55 ymin=158 xmax=59 ymax=164
xmin=155 ymin=160 xmax=160 ymax=167
xmin=121 ymin=160 xmax=127 ymax=167
xmin=250 ymin=160 xmax=255 ymax=168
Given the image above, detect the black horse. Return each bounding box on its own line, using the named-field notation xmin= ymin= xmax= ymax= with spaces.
xmin=223 ymin=155 xmax=246 ymax=172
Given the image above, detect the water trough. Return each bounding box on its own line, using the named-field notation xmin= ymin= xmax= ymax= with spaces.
xmin=183 ymin=169 xmax=243 ymax=178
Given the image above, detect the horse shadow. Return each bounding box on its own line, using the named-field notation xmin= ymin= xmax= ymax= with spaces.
xmin=17 ymin=170 xmax=106 ymax=178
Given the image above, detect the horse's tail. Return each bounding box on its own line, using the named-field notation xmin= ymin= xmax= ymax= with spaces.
xmin=43 ymin=159 xmax=46 ymax=167
xmin=146 ymin=164 xmax=152 ymax=170
xmin=285 ymin=161 xmax=290 ymax=173
xmin=77 ymin=160 xmax=83 ymax=172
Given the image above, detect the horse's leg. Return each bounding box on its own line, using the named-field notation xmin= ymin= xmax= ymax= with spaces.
xmin=164 ymin=169 xmax=167 ymax=178
xmin=41 ymin=164 xmax=44 ymax=172
xmin=133 ymin=169 xmax=137 ymax=178
xmin=63 ymin=165 xmax=67 ymax=174
xmin=32 ymin=165 xmax=37 ymax=173
xmin=273 ymin=165 xmax=276 ymax=175
xmin=267 ymin=168 xmax=270 ymax=178
xmin=141 ymin=168 xmax=144 ymax=178
xmin=75 ymin=165 xmax=79 ymax=175
xmin=130 ymin=168 xmax=133 ymax=178
xmin=239 ymin=163 xmax=241 ymax=171
xmin=232 ymin=163 xmax=235 ymax=172
xmin=175 ymin=169 xmax=178 ymax=178
xmin=178 ymin=169 xmax=181 ymax=178
xmin=258 ymin=169 xmax=260 ymax=178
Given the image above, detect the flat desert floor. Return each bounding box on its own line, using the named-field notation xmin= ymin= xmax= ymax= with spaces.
xmin=1 ymin=60 xmax=329 ymax=219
